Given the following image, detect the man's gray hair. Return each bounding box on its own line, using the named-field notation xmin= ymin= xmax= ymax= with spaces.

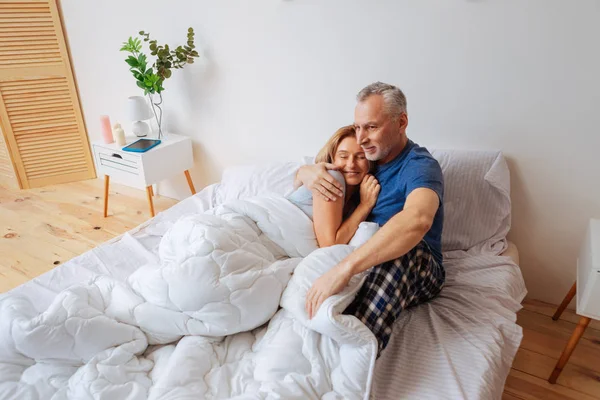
xmin=356 ymin=82 xmax=407 ymax=119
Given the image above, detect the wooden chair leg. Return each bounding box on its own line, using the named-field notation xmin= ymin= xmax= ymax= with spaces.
xmin=184 ymin=170 xmax=196 ymax=195
xmin=146 ymin=186 xmax=155 ymax=217
xmin=552 ymin=282 xmax=577 ymax=321
xmin=103 ymin=175 xmax=110 ymax=218
xmin=548 ymin=316 xmax=591 ymax=384
xmin=149 ymin=185 xmax=154 ymax=197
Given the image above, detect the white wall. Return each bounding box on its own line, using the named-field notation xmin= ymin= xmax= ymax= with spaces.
xmin=60 ymin=0 xmax=600 ymax=306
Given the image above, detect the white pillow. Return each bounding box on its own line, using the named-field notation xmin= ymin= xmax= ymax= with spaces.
xmin=217 ymin=161 xmax=302 ymax=203
xmin=431 ymin=149 xmax=511 ymax=255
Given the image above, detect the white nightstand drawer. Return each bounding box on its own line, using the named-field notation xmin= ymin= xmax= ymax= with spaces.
xmin=93 ymin=133 xmax=193 ymax=188
xmin=97 ymin=151 xmax=139 ymax=173
xmin=93 ymin=143 xmax=144 ymax=188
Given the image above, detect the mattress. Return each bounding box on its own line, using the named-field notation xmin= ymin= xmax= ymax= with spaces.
xmin=1 ymin=183 xmax=527 ymax=400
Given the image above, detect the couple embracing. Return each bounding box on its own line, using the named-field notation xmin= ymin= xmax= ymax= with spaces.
xmin=290 ymin=82 xmax=445 ymax=356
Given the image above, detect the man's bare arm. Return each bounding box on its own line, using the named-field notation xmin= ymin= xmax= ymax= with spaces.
xmin=341 ymin=187 xmax=440 ymax=276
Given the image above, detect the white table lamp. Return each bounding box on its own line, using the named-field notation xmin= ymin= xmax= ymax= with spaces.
xmin=126 ymin=96 xmax=154 ymax=137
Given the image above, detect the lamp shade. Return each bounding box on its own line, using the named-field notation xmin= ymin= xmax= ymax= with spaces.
xmin=126 ymin=96 xmax=153 ymax=121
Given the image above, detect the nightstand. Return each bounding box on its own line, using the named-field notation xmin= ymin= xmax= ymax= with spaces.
xmin=92 ymin=133 xmax=195 ymax=218
xmin=549 ymin=218 xmax=600 ymax=383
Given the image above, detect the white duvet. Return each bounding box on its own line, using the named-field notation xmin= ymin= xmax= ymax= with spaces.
xmin=0 ymin=195 xmax=377 ymax=400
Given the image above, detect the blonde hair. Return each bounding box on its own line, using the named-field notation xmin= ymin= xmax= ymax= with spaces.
xmin=315 ymin=125 xmax=375 ymax=171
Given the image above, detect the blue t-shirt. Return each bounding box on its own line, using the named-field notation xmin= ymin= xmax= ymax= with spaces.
xmin=367 ymin=140 xmax=444 ymax=266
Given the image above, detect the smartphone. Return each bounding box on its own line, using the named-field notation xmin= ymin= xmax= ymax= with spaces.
xmin=122 ymin=139 xmax=162 ymax=153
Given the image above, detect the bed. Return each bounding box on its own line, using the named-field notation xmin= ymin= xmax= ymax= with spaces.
xmin=0 ymin=149 xmax=526 ymax=400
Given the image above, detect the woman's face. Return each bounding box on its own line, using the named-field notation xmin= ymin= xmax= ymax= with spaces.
xmin=333 ymin=136 xmax=370 ymax=186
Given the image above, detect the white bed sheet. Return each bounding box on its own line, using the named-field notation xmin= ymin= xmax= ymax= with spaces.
xmin=1 ymin=184 xmax=526 ymax=400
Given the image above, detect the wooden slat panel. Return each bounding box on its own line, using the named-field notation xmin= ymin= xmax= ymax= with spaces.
xmin=13 ymin=127 xmax=79 ymax=140
xmin=0 ymin=36 xmax=57 ymax=43
xmin=10 ymin=111 xmax=74 ymax=123
xmin=0 ymin=27 xmax=54 ymax=33
xmin=3 ymin=87 xmax=69 ymax=98
xmin=4 ymin=93 xmax=71 ymax=104
xmin=0 ymin=48 xmax=59 ymax=55
xmin=8 ymin=105 xmax=73 ymax=118
xmin=1 ymin=78 xmax=64 ymax=93
xmin=18 ymin=133 xmax=77 ymax=151
xmin=12 ymin=120 xmax=76 ymax=133
xmin=0 ymin=1 xmax=95 ymax=189
xmin=13 ymin=120 xmax=77 ymax=133
xmin=0 ymin=3 xmax=60 ymax=68
xmin=17 ymin=138 xmax=83 ymax=152
xmin=4 ymin=99 xmax=70 ymax=112
xmin=0 ymin=76 xmax=64 ymax=87
xmin=0 ymin=59 xmax=63 ymax=68
xmin=0 ymin=3 xmax=50 ymax=8
xmin=23 ymin=153 xmax=85 ymax=168
xmin=27 ymin=162 xmax=88 ymax=178
xmin=17 ymin=143 xmax=82 ymax=158
xmin=0 ymin=12 xmax=51 ymax=17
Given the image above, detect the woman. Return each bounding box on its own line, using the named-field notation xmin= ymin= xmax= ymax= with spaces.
xmin=289 ymin=125 xmax=380 ymax=247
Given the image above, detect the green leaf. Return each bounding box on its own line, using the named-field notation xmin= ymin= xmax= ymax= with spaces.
xmin=188 ymin=27 xmax=193 ymax=32
xmin=136 ymin=81 xmax=145 ymax=90
xmin=125 ymin=56 xmax=138 ymax=68
xmin=164 ymin=69 xmax=172 ymax=79
xmin=139 ymin=31 xmax=145 ymax=35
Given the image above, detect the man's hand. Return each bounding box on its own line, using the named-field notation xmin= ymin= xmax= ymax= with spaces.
xmin=295 ymin=163 xmax=343 ymax=201
xmin=305 ymin=262 xmax=353 ymax=319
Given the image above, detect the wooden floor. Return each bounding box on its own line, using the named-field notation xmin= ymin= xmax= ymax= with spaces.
xmin=0 ymin=178 xmax=177 ymax=292
xmin=1 ymin=178 xmax=599 ymax=399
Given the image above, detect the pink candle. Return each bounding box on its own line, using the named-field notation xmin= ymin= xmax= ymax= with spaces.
xmin=100 ymin=115 xmax=114 ymax=144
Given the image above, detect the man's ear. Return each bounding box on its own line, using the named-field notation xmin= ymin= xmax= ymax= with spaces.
xmin=399 ymin=113 xmax=408 ymax=132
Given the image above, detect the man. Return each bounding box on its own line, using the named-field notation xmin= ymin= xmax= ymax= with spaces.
xmin=299 ymin=82 xmax=445 ymax=355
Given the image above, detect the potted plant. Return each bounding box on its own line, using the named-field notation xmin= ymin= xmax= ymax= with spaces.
xmin=120 ymin=28 xmax=199 ymax=138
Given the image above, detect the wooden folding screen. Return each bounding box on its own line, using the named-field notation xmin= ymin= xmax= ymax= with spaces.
xmin=0 ymin=0 xmax=95 ymax=189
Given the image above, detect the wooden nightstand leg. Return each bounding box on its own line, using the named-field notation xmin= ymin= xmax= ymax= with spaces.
xmin=548 ymin=316 xmax=591 ymax=384
xmin=103 ymin=175 xmax=110 ymax=218
xmin=184 ymin=170 xmax=196 ymax=195
xmin=149 ymin=186 xmax=154 ymax=197
xmin=146 ymin=186 xmax=155 ymax=217
xmin=552 ymin=282 xmax=577 ymax=321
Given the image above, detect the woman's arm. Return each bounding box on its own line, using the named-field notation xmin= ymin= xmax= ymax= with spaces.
xmin=312 ymin=192 xmax=344 ymax=247
xmin=313 ymin=175 xmax=380 ymax=247
xmin=333 ymin=203 xmax=372 ymax=244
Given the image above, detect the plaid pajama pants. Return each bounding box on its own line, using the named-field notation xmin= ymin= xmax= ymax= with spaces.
xmin=343 ymin=240 xmax=445 ymax=357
